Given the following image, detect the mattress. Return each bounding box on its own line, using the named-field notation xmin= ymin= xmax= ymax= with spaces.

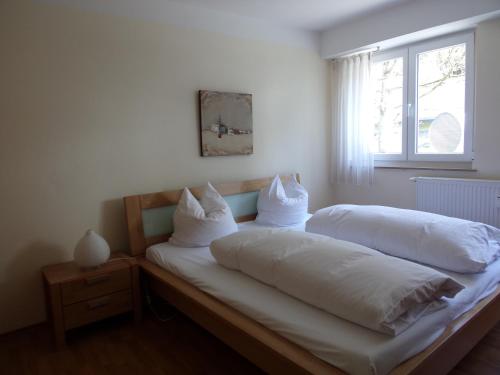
xmin=146 ymin=222 xmax=500 ymax=375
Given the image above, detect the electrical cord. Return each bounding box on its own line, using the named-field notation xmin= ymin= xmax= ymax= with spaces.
xmin=142 ymin=279 xmax=177 ymax=323
xmin=106 ymin=256 xmax=176 ymax=322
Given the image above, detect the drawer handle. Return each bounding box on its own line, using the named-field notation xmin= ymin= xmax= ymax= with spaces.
xmin=87 ymin=296 xmax=110 ymax=310
xmin=85 ymin=274 xmax=111 ymax=285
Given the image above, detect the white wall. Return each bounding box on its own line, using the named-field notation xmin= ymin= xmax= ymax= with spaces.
xmin=331 ymin=17 xmax=500 ymax=208
xmin=0 ymin=0 xmax=331 ymax=333
xmin=474 ymin=18 xmax=500 ymax=177
xmin=39 ymin=0 xmax=319 ymax=51
xmin=320 ymin=0 xmax=500 ymax=58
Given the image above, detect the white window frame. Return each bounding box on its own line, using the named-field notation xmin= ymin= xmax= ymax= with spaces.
xmin=372 ymin=48 xmax=408 ymax=161
xmin=373 ymin=31 xmax=475 ymax=162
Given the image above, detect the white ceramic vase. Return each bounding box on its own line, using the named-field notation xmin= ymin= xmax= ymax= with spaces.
xmin=74 ymin=230 xmax=110 ymax=268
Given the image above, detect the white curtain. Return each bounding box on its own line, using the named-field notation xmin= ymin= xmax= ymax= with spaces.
xmin=332 ymin=53 xmax=374 ymax=186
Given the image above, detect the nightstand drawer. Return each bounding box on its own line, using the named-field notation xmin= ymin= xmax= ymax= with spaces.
xmin=61 ymin=268 xmax=131 ymax=305
xmin=63 ymin=290 xmax=132 ymax=330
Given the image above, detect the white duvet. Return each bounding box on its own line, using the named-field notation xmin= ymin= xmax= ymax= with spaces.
xmin=210 ymin=230 xmax=464 ymax=336
xmin=306 ymin=205 xmax=500 ymax=273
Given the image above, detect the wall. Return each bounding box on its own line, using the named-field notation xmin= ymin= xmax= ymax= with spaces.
xmin=0 ymin=0 xmax=331 ymax=333
xmin=332 ymin=17 xmax=500 ymax=208
xmin=40 ymin=0 xmax=319 ymax=51
xmin=474 ymin=18 xmax=500 ymax=176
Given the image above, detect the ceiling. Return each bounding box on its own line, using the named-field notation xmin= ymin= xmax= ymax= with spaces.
xmin=169 ymin=0 xmax=412 ymax=31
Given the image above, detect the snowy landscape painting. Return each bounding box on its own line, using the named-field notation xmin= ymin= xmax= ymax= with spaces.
xmin=199 ymin=90 xmax=253 ymax=156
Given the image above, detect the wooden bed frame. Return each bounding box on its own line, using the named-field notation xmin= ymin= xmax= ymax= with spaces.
xmin=123 ymin=175 xmax=500 ymax=375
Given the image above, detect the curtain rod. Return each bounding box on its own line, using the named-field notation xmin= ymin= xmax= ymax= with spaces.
xmin=334 ymin=46 xmax=380 ymax=59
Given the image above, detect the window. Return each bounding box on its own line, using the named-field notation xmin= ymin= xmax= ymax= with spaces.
xmin=371 ymin=32 xmax=474 ymax=161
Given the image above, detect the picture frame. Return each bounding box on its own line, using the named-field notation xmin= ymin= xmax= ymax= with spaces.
xmin=199 ymin=90 xmax=253 ymax=156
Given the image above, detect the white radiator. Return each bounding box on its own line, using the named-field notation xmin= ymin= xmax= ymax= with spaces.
xmin=413 ymin=177 xmax=500 ymax=228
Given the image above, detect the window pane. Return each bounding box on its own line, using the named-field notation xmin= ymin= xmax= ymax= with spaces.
xmin=416 ymin=43 xmax=466 ymax=154
xmin=371 ymin=57 xmax=404 ymax=154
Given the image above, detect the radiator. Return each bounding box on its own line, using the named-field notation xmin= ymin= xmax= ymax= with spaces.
xmin=413 ymin=177 xmax=500 ymax=227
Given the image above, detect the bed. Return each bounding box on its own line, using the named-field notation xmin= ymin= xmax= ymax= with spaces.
xmin=123 ymin=175 xmax=500 ymax=375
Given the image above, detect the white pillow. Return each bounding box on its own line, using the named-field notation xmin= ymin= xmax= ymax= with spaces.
xmin=169 ymin=183 xmax=238 ymax=247
xmin=306 ymin=204 xmax=500 ymax=273
xmin=255 ymin=174 xmax=308 ymax=227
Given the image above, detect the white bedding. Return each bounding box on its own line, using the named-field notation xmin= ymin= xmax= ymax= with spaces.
xmin=146 ymin=222 xmax=500 ymax=375
xmin=239 ymin=214 xmax=312 ymax=232
xmin=306 ymin=204 xmax=500 ymax=273
xmin=211 ymin=230 xmax=464 ymax=336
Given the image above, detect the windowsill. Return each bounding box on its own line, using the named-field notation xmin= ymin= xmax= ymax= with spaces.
xmin=375 ymin=160 xmax=477 ymax=171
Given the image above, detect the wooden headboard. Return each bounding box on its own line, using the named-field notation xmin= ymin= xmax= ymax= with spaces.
xmin=123 ymin=174 xmax=300 ymax=256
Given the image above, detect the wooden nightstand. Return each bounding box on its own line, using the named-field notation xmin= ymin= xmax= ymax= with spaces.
xmin=42 ymin=253 xmax=142 ymax=347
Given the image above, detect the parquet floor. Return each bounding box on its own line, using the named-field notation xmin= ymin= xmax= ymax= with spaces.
xmin=0 ymin=309 xmax=499 ymax=375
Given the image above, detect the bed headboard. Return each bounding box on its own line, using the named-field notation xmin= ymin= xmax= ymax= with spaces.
xmin=123 ymin=174 xmax=300 ymax=256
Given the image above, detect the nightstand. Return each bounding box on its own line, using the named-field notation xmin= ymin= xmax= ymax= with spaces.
xmin=42 ymin=253 xmax=142 ymax=347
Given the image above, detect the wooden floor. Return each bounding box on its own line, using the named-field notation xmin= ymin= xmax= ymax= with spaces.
xmin=1 ymin=308 xmax=499 ymax=375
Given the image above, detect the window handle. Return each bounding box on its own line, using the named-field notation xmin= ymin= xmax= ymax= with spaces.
xmin=407 ymin=103 xmax=413 ymax=117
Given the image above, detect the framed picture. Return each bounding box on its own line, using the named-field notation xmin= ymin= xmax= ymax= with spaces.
xmin=199 ymin=90 xmax=253 ymax=156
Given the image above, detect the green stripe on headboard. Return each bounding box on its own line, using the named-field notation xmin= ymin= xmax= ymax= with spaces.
xmin=142 ymin=190 xmax=259 ymax=238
